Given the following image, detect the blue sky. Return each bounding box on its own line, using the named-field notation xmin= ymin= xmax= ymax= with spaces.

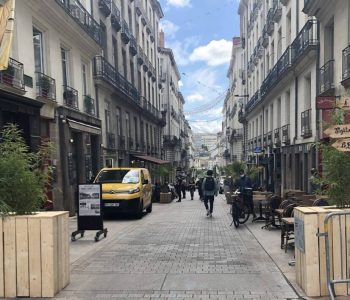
xmin=158 ymin=0 xmax=240 ymax=134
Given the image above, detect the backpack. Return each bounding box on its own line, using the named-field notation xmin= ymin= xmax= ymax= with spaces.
xmin=204 ymin=177 xmax=215 ymax=191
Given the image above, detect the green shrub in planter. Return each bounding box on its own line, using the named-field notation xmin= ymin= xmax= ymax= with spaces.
xmin=0 ymin=124 xmax=53 ymax=215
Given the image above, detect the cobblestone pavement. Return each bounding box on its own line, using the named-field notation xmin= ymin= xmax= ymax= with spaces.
xmin=56 ymin=193 xmax=300 ymax=300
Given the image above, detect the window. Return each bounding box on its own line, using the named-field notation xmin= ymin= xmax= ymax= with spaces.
xmin=61 ymin=47 xmax=69 ymax=86
xmin=122 ymin=49 xmax=127 ymax=78
xmin=125 ymin=112 xmax=130 ymax=138
xmin=130 ymin=60 xmax=135 ymax=85
xmin=128 ymin=7 xmax=133 ymax=33
xmin=101 ymin=21 xmax=108 ymax=58
xmin=33 ymin=27 xmax=44 ymax=73
xmin=112 ymin=37 xmax=119 ymax=70
xmin=82 ymin=63 xmax=88 ymax=95
xmin=138 ymin=71 xmax=142 ymax=93
xmin=116 ymin=107 xmax=122 ymax=136
xmin=105 ymin=102 xmax=111 ymax=133
xmin=134 ymin=117 xmax=138 ymax=143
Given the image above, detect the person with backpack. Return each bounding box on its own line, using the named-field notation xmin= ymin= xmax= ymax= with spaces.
xmin=202 ymin=170 xmax=219 ymax=217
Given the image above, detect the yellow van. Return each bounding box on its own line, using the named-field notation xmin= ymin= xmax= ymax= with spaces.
xmin=94 ymin=167 xmax=152 ymax=219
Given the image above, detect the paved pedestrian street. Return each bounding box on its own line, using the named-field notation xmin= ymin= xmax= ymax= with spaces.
xmin=57 ymin=194 xmax=299 ymax=300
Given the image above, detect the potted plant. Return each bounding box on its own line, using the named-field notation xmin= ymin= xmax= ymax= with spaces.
xmin=84 ymin=95 xmax=94 ymax=114
xmin=0 ymin=124 xmax=69 ymax=298
xmin=63 ymin=89 xmax=75 ymax=107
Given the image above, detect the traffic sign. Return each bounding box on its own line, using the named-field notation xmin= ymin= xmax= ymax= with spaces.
xmin=323 ymin=125 xmax=350 ymax=139
xmin=332 ymin=138 xmax=350 ymax=152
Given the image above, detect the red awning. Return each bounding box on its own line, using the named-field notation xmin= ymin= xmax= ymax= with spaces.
xmin=132 ymin=155 xmax=170 ymax=165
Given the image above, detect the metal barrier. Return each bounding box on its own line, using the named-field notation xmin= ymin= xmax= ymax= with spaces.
xmin=319 ymin=211 xmax=350 ymax=299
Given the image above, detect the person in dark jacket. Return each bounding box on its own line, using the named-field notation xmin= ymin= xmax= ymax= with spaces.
xmin=196 ymin=177 xmax=204 ymax=201
xmin=202 ymin=170 xmax=219 ymax=217
xmin=175 ymin=178 xmax=182 ymax=202
xmin=234 ymin=169 xmax=256 ymax=218
xmin=189 ymin=177 xmax=196 ymax=200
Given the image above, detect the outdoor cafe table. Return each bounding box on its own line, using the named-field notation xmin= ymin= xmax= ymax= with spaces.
xmin=252 ymin=195 xmax=268 ymax=222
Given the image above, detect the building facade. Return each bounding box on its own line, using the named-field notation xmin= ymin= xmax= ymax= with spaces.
xmin=238 ymin=0 xmax=318 ymax=195
xmin=223 ymin=37 xmax=245 ymax=164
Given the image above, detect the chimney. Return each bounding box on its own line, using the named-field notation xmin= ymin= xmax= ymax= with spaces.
xmin=159 ymin=30 xmax=165 ymax=48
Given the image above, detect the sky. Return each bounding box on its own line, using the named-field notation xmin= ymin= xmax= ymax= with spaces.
xmin=158 ymin=0 xmax=240 ymax=134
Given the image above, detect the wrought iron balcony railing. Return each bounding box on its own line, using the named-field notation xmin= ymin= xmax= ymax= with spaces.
xmin=267 ymin=131 xmax=273 ymax=145
xmin=98 ymin=0 xmax=111 ymax=17
xmin=36 ymin=72 xmax=56 ymax=100
xmin=282 ymin=124 xmax=290 ymax=144
xmin=111 ymin=2 xmax=121 ymax=32
xmin=319 ymin=59 xmax=334 ymax=96
xmin=245 ymin=90 xmax=260 ymax=113
xmin=129 ymin=35 xmax=137 ymax=56
xmin=137 ymin=46 xmax=144 ymax=65
xmin=55 ymin=0 xmax=101 ymax=44
xmin=301 ymin=109 xmax=312 ymax=138
xmin=121 ymin=20 xmax=131 ymax=44
xmin=93 ymin=56 xmax=139 ymax=105
xmin=262 ymin=25 xmax=269 ymax=48
xmin=291 ymin=19 xmax=318 ymax=64
xmin=342 ymin=45 xmax=350 ymax=86
xmin=83 ymin=95 xmax=95 ymax=116
xmin=0 ymin=57 xmax=24 ymax=91
xmin=107 ymin=132 xmax=116 ymax=149
xmin=274 ymin=128 xmax=281 ymax=146
xmin=63 ymin=85 xmax=78 ymax=110
xmin=143 ymin=56 xmax=149 ymax=72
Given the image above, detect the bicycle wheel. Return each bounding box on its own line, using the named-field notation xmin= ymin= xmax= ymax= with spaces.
xmin=238 ymin=205 xmax=250 ymax=224
xmin=231 ymin=202 xmax=240 ymax=228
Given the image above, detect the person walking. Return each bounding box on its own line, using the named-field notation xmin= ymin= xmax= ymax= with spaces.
xmin=202 ymin=170 xmax=218 ymax=217
xmin=234 ymin=169 xmax=256 ymax=219
xmin=189 ymin=177 xmax=196 ymax=200
xmin=197 ymin=177 xmax=204 ymax=201
xmin=181 ymin=179 xmax=186 ymax=199
xmin=175 ymin=178 xmax=182 ymax=202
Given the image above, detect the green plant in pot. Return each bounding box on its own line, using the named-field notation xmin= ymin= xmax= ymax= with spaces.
xmin=0 ymin=124 xmax=54 ymax=215
xmin=312 ymin=109 xmax=350 ymax=207
xmin=84 ymin=95 xmax=94 ymax=114
xmin=63 ymin=89 xmax=75 ymax=106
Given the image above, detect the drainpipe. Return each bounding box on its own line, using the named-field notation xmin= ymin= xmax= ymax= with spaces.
xmin=293 ymin=0 xmax=299 ymax=145
xmin=95 ymin=84 xmax=100 ymax=119
xmin=315 ymin=21 xmax=320 ymax=172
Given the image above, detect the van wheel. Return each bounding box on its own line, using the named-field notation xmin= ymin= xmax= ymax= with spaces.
xmin=146 ymin=202 xmax=152 ymax=213
xmin=135 ymin=200 xmax=143 ymax=219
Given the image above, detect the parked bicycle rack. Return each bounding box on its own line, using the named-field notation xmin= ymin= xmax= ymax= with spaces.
xmin=318 ymin=211 xmax=350 ymax=299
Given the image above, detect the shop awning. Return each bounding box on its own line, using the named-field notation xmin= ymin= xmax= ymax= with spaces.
xmin=67 ymin=118 xmax=101 ymax=135
xmin=132 ymin=155 xmax=170 ymax=165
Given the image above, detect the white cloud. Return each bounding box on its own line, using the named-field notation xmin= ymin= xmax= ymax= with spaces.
xmin=165 ymin=36 xmax=200 ymax=66
xmin=187 ymin=93 xmax=204 ymax=103
xmin=166 ymin=0 xmax=191 ymax=8
xmin=189 ymin=39 xmax=232 ymax=66
xmin=189 ymin=120 xmax=222 ymax=134
xmin=178 ymin=80 xmax=183 ymax=87
xmin=160 ymin=20 xmax=179 ymax=38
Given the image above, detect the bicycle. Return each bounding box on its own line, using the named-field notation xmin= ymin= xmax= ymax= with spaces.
xmin=230 ymin=189 xmax=250 ymax=228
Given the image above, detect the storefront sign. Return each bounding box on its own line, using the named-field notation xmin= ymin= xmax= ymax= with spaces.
xmin=254 ymin=146 xmax=262 ymax=153
xmin=78 ymin=184 xmax=101 ymax=216
xmin=316 ymin=96 xmax=335 ymax=110
xmin=323 ymin=125 xmax=350 ymax=139
xmin=332 ymin=138 xmax=350 ymax=152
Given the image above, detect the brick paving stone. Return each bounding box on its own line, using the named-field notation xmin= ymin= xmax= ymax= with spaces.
xmin=56 ymin=194 xmax=299 ymax=299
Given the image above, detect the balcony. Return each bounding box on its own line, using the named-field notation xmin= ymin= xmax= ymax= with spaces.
xmin=107 ymin=132 xmax=116 ymax=149
xmin=274 ymin=128 xmax=281 ymax=146
xmin=55 ymin=0 xmax=101 ymax=45
xmin=266 ymin=8 xmax=275 ymax=36
xmin=342 ymin=45 xmax=350 ymax=88
xmin=267 ymin=131 xmax=273 ymax=146
xmin=277 ymin=46 xmax=292 ymax=75
xmin=262 ymin=26 xmax=269 ymax=48
xmin=301 ymin=109 xmax=312 ymax=138
xmin=291 ymin=20 xmax=318 ymax=65
xmin=0 ymin=57 xmax=25 ymax=92
xmin=303 ymin=0 xmax=328 ymax=16
xmin=272 ymin=0 xmax=282 ymax=23
xmin=36 ymin=72 xmax=56 ymax=101
xmin=63 ymin=85 xmax=78 ymax=110
xmin=129 ymin=35 xmax=137 ymax=56
xmin=121 ymin=20 xmax=131 ymax=44
xmin=163 ymin=135 xmax=180 ymax=147
xmin=319 ymin=60 xmax=335 ymax=96
xmin=98 ymin=0 xmax=111 ymax=17
xmin=83 ymin=95 xmax=95 ymax=116
xmin=93 ymin=56 xmax=139 ymax=105
xmin=111 ymin=2 xmax=121 ymax=32
xmin=137 ymin=46 xmax=145 ymax=65
xmin=282 ymin=124 xmax=290 ymax=145
xmin=118 ymin=135 xmax=126 ymax=150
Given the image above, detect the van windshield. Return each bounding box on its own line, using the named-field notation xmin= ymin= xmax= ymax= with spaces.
xmin=95 ymin=170 xmax=140 ymax=184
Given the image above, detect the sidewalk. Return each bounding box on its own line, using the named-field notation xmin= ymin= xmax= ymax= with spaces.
xmin=58 ymin=194 xmax=301 ymax=299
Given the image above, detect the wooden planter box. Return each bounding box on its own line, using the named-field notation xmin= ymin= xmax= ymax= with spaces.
xmin=294 ymin=206 xmax=350 ymax=297
xmin=160 ymin=193 xmax=172 ymax=203
xmin=0 ymin=211 xmax=69 ymax=298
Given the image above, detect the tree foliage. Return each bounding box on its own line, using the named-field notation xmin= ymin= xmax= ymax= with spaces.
xmin=224 ymin=161 xmax=260 ymax=181
xmin=0 ymin=124 xmax=54 ymax=215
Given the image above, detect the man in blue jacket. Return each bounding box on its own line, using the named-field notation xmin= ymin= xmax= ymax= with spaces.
xmin=202 ymin=170 xmax=219 ymax=217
